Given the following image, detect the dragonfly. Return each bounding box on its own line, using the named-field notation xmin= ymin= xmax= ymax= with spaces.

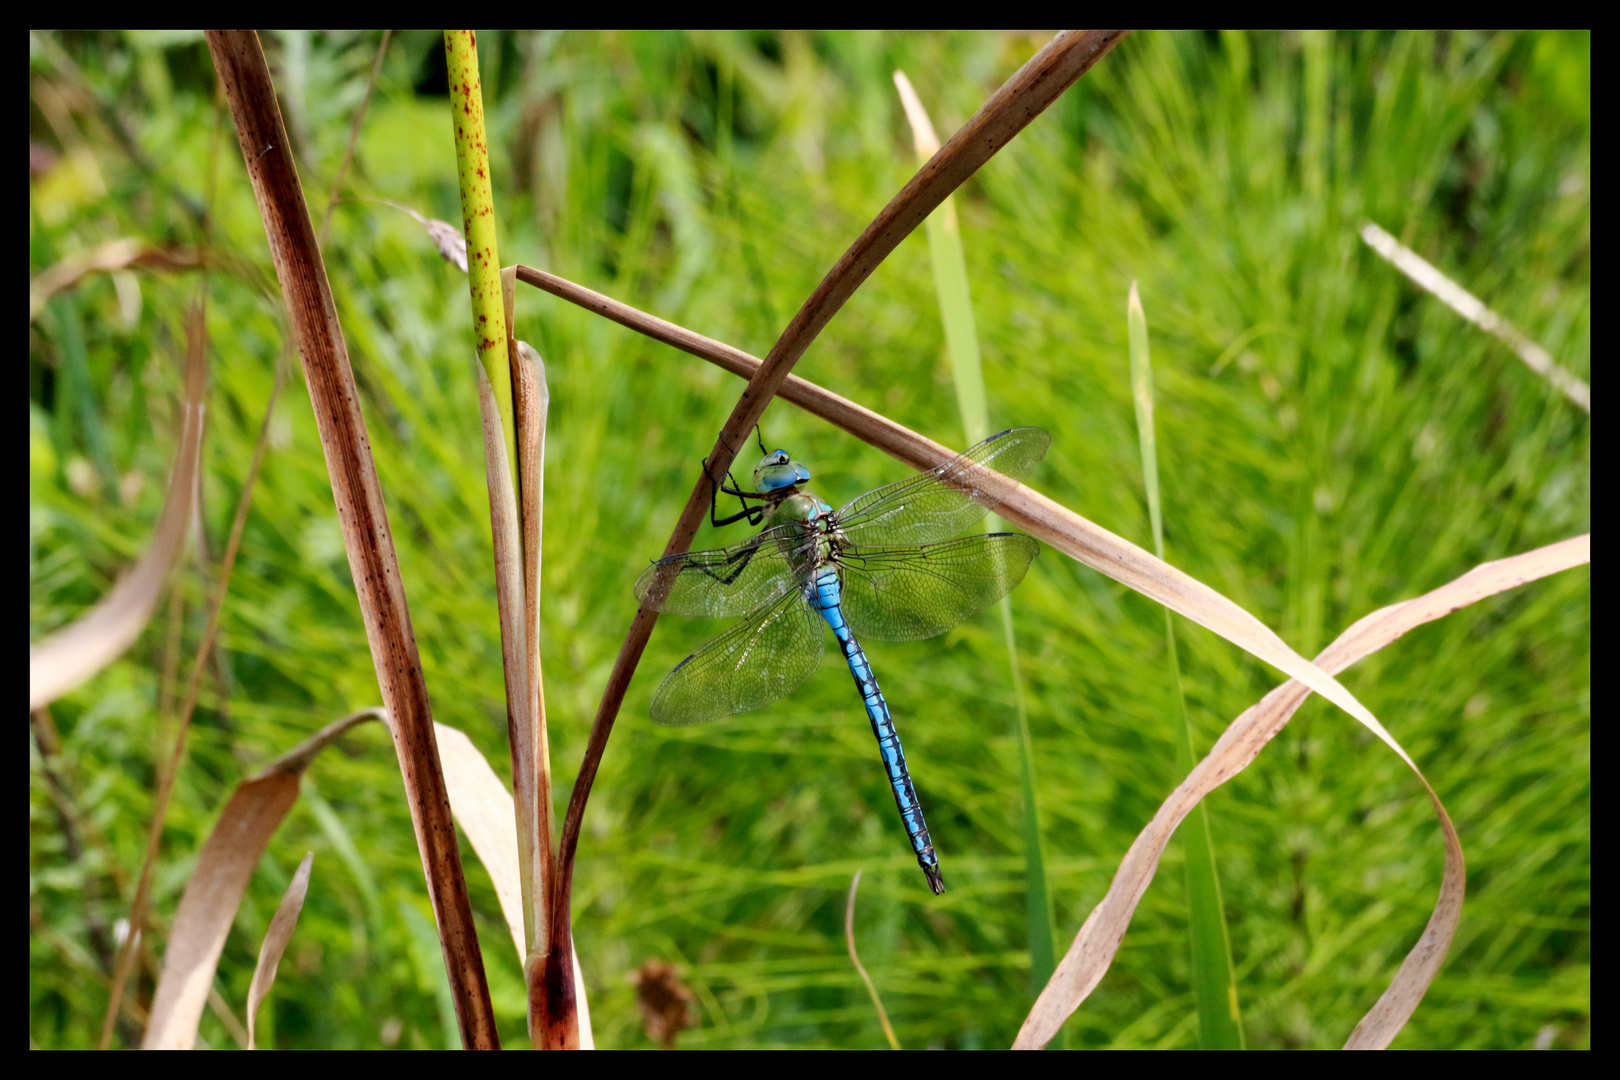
xmin=635 ymin=426 xmax=1050 ymax=894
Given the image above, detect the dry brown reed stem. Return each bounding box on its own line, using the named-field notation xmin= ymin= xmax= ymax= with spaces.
xmin=517 ymin=264 xmax=953 ymax=469
xmin=204 ymin=30 xmax=498 ymax=1048
xmin=541 ymin=28 xmax=1128 ymax=1045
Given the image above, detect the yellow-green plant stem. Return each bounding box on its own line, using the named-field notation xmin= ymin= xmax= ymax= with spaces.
xmin=1128 ymin=283 xmax=1244 ymax=1049
xmin=445 ymin=30 xmax=517 ymax=491
xmin=447 ymin=32 xmax=551 ymax=1036
xmin=896 ymin=73 xmax=1059 ymax=1039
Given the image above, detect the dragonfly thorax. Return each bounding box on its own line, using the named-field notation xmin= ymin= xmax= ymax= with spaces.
xmin=752 ymin=449 xmax=811 ymax=493
xmin=765 ymin=490 xmax=832 ymax=529
xmin=766 ymin=491 xmax=843 ymax=570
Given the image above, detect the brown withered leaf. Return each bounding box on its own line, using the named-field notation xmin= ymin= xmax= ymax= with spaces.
xmin=632 ymin=960 xmax=694 ymax=1049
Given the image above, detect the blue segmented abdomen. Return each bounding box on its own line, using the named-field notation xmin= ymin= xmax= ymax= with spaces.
xmin=808 ymin=567 xmax=946 ymax=895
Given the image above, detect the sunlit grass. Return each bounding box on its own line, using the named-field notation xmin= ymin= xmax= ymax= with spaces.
xmin=31 ymin=30 xmax=1587 ymax=1049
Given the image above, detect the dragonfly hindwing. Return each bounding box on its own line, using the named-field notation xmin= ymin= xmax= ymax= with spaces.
xmin=650 ymin=589 xmax=826 ymax=726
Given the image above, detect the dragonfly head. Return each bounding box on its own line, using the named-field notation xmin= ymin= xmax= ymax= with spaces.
xmin=752 ymin=449 xmax=811 ymax=493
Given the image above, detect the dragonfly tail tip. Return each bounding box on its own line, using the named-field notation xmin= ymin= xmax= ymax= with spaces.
xmin=924 ymin=866 xmax=946 ymax=895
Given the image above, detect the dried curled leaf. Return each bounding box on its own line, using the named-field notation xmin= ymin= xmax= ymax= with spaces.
xmin=30 ymin=307 xmax=208 ymax=710
xmin=143 ymin=710 xmax=379 ymax=1049
xmin=1015 ymin=535 xmax=1589 ymax=1049
xmin=375 ymin=199 xmax=467 ymax=272
xmin=246 ymin=851 xmax=314 ymax=1050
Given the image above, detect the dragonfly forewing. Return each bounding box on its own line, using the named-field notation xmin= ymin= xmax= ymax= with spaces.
xmin=836 ymin=427 xmax=1051 ymax=547
xmin=634 ymin=523 xmax=807 ymax=618
xmin=840 ymin=533 xmax=1041 ymax=641
xmin=650 ymin=587 xmax=826 ymax=726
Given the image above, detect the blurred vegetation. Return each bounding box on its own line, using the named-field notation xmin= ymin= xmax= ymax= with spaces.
xmin=30 ymin=30 xmax=1587 ymax=1049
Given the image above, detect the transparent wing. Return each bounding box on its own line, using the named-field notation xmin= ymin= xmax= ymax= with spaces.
xmin=650 ymin=587 xmax=825 ymax=726
xmin=840 ymin=533 xmax=1041 ymax=641
xmin=634 ymin=524 xmax=809 ymax=618
xmin=836 ymin=427 xmax=1050 ymax=546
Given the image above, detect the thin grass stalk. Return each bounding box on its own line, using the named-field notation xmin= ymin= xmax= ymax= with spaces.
xmin=893 ymin=69 xmax=1058 ymax=1027
xmin=1128 ymin=283 xmax=1243 ymax=1048
xmin=34 ymin=704 xmax=144 ymax=1046
xmin=317 ymin=30 xmax=391 ymax=244
xmin=543 ymin=31 xmax=1127 ymax=1044
xmin=205 ymin=30 xmax=497 ymax=1048
xmin=845 ymin=872 xmax=900 ymax=1050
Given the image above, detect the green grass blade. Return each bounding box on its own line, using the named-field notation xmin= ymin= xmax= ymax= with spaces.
xmin=923 ymin=186 xmax=989 ymax=446
xmin=400 ymin=896 xmax=463 ymax=1049
xmin=1128 ymin=283 xmax=1244 ymax=1048
xmin=897 ymin=72 xmax=1059 ymax=1041
xmin=1006 ymin=595 xmax=1055 ymax=998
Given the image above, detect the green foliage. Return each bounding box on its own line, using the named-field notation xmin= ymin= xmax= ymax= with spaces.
xmin=30 ymin=31 xmax=1587 ymax=1049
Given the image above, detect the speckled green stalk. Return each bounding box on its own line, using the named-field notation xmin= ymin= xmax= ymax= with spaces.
xmin=445 ymin=30 xmax=517 ymax=487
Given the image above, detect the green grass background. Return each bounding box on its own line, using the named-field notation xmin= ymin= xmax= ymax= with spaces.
xmin=30 ymin=30 xmax=1589 ymax=1049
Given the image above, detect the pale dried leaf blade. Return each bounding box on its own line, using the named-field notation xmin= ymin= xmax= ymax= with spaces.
xmin=845 ymin=870 xmax=899 ymax=1050
xmin=142 ymin=773 xmax=300 ymax=1049
xmin=426 ymin=218 xmax=469 ymax=273
xmin=376 ymin=199 xmax=469 ymax=272
xmin=432 ymin=721 xmax=525 ymax=963
xmin=29 ymin=239 xmax=212 ymax=320
xmin=1002 ymin=484 xmax=1393 ymax=752
xmin=245 ymin=851 xmax=315 ymax=1050
xmin=142 ymin=711 xmax=380 ymax=1049
xmin=512 ymin=339 xmax=554 ymax=957
xmin=32 ymin=238 xmax=144 ymax=319
xmin=431 ymin=722 xmax=596 ymax=1048
xmin=30 ymin=313 xmax=207 ymax=710
xmin=892 ymin=70 xmax=942 ymax=158
xmin=1359 ymin=220 xmax=1589 ymax=413
xmin=473 ymin=361 xmax=535 ymax=943
xmin=1015 ymin=535 xmax=1589 ymax=1049
xmin=516 ymin=340 xmax=550 ymax=413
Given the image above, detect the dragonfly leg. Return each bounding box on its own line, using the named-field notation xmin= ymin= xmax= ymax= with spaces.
xmin=695 ymin=532 xmax=768 ymax=586
xmin=702 ymin=453 xmax=773 ymax=528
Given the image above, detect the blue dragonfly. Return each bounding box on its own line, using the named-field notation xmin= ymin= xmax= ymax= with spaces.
xmin=635 ymin=427 xmax=1050 ymax=893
